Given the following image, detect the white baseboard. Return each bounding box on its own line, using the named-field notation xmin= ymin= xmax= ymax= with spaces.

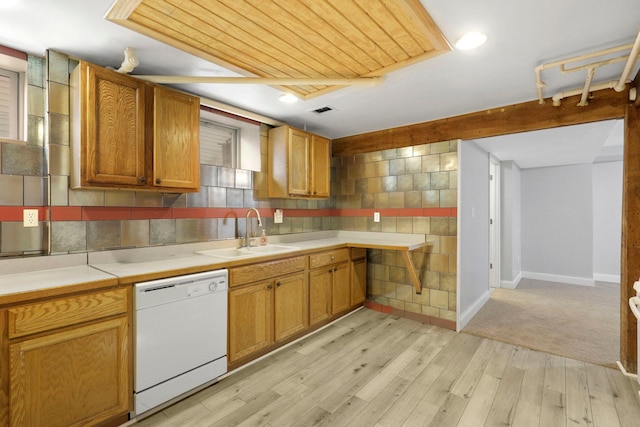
xmin=500 ymin=272 xmax=522 ymax=289
xmin=457 ymin=289 xmax=491 ymax=332
xmin=521 ymin=271 xmax=595 ymax=287
xmin=593 ymin=273 xmax=620 ymax=283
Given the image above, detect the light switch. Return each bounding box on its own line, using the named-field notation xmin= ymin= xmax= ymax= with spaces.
xmin=374 ymin=212 xmax=380 ymax=222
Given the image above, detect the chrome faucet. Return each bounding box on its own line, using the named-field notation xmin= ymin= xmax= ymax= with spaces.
xmin=244 ymin=208 xmax=262 ymax=247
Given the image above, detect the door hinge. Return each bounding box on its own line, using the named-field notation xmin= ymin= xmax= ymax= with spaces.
xmin=490 ymin=263 xmax=493 ymax=269
xmin=490 ymin=218 xmax=493 ymax=224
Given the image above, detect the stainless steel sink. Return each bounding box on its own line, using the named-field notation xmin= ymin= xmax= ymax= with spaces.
xmin=196 ymin=244 xmax=298 ymax=259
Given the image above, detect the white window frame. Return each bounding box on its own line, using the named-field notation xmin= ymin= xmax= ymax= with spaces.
xmin=200 ymin=107 xmax=262 ymax=171
xmin=0 ymin=50 xmax=27 ymax=142
xmin=200 ymin=118 xmax=239 ymax=168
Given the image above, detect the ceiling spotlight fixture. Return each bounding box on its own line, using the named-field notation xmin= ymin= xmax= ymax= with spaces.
xmin=454 ymin=32 xmax=487 ymax=50
xmin=279 ymin=93 xmax=299 ymax=103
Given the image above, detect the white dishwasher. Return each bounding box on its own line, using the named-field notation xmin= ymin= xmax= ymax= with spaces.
xmin=134 ymin=269 xmax=228 ymax=416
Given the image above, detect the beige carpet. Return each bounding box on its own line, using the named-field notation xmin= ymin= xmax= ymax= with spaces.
xmin=462 ymin=278 xmax=620 ymax=368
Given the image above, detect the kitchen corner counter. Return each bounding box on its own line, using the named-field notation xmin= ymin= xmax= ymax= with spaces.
xmin=0 ymin=231 xmax=430 ymax=299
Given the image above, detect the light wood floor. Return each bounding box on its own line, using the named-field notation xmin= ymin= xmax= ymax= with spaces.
xmin=134 ymin=308 xmax=640 ymax=427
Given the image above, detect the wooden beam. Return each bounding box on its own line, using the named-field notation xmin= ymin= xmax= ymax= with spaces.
xmin=332 ymin=89 xmax=630 ymax=157
xmin=621 ymin=104 xmax=640 ymax=373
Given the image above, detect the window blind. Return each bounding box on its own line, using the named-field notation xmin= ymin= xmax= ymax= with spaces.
xmin=200 ymin=119 xmax=237 ymax=168
xmin=0 ymin=68 xmax=18 ymax=139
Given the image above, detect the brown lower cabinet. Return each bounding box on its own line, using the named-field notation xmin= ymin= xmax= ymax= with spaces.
xmin=228 ymin=280 xmax=273 ymax=364
xmin=228 ymin=271 xmax=308 ymax=365
xmin=309 ymin=261 xmax=350 ymax=326
xmin=308 ymin=268 xmax=331 ymax=326
xmin=0 ymin=287 xmax=131 ymax=427
xmin=228 ymin=256 xmax=308 ymax=367
xmin=228 ymin=248 xmax=366 ymax=370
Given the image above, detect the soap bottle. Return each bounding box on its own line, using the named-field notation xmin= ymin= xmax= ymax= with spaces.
xmin=259 ymin=228 xmax=268 ymax=246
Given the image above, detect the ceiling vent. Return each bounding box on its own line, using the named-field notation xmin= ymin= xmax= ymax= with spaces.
xmin=312 ymin=106 xmax=334 ymax=114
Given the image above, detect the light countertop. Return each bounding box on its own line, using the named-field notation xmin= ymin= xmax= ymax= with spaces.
xmin=0 ymin=231 xmax=428 ymax=300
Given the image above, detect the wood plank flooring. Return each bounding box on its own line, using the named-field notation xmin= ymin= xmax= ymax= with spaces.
xmin=134 ymin=308 xmax=640 ymax=427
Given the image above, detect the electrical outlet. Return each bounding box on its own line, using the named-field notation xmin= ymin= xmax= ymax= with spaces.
xmin=23 ymin=209 xmax=38 ymax=227
xmin=274 ymin=209 xmax=283 ymax=224
xmin=374 ymin=212 xmax=380 ymax=222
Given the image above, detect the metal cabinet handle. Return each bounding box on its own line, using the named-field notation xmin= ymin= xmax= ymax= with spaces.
xmin=139 ymin=176 xmax=147 ymax=183
xmin=155 ymin=178 xmax=161 ymax=184
xmin=276 ymin=281 xmax=281 ymax=287
xmin=267 ymin=284 xmax=273 ymax=290
xmin=333 ymin=267 xmax=337 ymax=272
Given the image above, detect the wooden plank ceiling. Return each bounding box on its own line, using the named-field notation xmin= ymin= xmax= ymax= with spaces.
xmin=106 ymin=0 xmax=451 ymax=99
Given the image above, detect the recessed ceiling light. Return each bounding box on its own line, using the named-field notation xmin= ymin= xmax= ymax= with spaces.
xmin=454 ymin=32 xmax=488 ymax=50
xmin=279 ymin=93 xmax=299 ymax=103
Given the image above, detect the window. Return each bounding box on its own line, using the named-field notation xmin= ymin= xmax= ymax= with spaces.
xmin=200 ymin=119 xmax=238 ymax=168
xmin=0 ymin=47 xmax=27 ymax=142
xmin=199 ymin=107 xmax=261 ymax=171
xmin=0 ymin=67 xmax=19 ymax=139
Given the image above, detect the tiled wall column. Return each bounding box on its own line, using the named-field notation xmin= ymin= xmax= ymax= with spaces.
xmin=0 ymin=54 xmax=46 ymax=256
xmin=331 ymin=141 xmax=458 ymax=326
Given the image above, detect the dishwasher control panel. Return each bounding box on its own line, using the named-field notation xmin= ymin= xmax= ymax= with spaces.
xmin=135 ymin=270 xmax=228 ymax=310
xmin=187 ymin=278 xmax=226 ymax=297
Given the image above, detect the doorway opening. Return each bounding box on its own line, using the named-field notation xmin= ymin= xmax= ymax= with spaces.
xmin=458 ymin=119 xmax=623 ymax=366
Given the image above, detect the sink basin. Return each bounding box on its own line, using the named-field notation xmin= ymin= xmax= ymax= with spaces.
xmin=197 ymin=248 xmax=253 ymax=259
xmin=196 ymin=244 xmax=298 ymax=259
xmin=242 ymin=244 xmax=298 ymax=254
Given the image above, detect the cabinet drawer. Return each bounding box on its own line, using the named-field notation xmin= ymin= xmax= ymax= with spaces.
xmin=350 ymin=247 xmax=366 ymax=260
xmin=230 ymin=256 xmax=307 ymax=287
xmin=309 ymin=248 xmax=349 ymax=269
xmin=8 ymin=288 xmax=128 ymax=339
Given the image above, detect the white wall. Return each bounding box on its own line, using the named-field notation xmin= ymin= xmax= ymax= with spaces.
xmin=521 ymin=164 xmax=594 ymax=285
xmin=500 ymin=160 xmax=522 ymax=288
xmin=458 ymin=140 xmax=491 ymax=330
xmin=593 ymin=161 xmax=622 ymax=282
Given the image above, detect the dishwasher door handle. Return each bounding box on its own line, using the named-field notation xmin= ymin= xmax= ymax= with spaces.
xmin=629 ymin=296 xmax=640 ymax=320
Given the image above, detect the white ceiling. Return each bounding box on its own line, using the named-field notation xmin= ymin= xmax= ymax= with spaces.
xmin=0 ymin=0 xmax=638 ymax=155
xmin=474 ymin=119 xmax=624 ymax=169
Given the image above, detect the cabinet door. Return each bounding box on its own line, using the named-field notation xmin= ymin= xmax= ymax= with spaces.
xmin=331 ymin=262 xmax=351 ymax=314
xmin=274 ymin=273 xmax=308 ymax=342
xmin=351 ymin=258 xmax=367 ymax=306
xmin=287 ymin=128 xmax=311 ymax=196
xmin=9 ymin=317 xmax=129 ymax=427
xmin=309 ymin=268 xmax=331 ymax=326
xmin=228 ymin=282 xmax=273 ymax=363
xmin=83 ymin=63 xmax=146 ymax=187
xmin=152 ymin=85 xmax=200 ymax=190
xmin=310 ymin=135 xmax=330 ymax=198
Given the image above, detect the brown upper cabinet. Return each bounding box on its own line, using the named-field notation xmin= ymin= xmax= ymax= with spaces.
xmin=267 ymin=125 xmax=330 ymax=199
xmin=70 ymin=60 xmax=200 ymax=192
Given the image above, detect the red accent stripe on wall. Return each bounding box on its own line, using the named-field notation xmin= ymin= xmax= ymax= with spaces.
xmin=50 ymin=206 xmax=82 ymax=221
xmin=82 ymin=207 xmax=132 ymax=221
xmin=0 ymin=206 xmax=457 ymax=222
xmin=131 ymin=208 xmax=172 ymax=220
xmin=0 ymin=206 xmax=46 ymax=221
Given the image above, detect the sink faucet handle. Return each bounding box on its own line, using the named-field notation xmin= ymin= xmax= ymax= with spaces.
xmin=238 ymin=236 xmax=245 ymax=248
